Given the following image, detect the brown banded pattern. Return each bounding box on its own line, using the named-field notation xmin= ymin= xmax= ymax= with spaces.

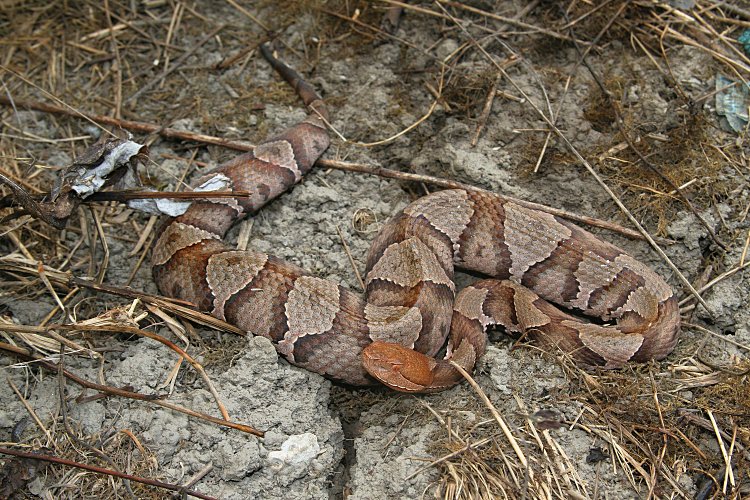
xmin=152 ymin=44 xmax=680 ymax=393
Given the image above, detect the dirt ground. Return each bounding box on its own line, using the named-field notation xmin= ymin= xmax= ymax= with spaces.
xmin=1 ymin=1 xmax=749 ymax=499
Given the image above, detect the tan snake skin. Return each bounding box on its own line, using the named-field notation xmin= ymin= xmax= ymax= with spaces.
xmin=152 ymin=45 xmax=680 ymax=393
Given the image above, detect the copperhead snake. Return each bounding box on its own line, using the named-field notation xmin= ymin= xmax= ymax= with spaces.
xmin=152 ymin=45 xmax=680 ymax=393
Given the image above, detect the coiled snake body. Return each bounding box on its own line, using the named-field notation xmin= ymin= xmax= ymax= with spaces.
xmin=152 ymin=45 xmax=680 ymax=393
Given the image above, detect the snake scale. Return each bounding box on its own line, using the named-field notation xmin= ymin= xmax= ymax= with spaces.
xmin=152 ymin=45 xmax=680 ymax=393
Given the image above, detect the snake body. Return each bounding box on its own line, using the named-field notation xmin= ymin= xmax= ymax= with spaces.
xmin=152 ymin=45 xmax=680 ymax=392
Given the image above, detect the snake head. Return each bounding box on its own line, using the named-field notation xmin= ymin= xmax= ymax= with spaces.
xmin=362 ymin=341 xmax=437 ymax=393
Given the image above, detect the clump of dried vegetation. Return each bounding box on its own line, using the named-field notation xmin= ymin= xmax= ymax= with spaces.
xmin=0 ymin=0 xmax=749 ymax=499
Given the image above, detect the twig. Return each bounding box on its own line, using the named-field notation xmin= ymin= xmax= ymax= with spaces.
xmin=678 ymin=409 xmax=749 ymax=459
xmin=85 ymin=323 xmax=230 ymax=421
xmin=318 ymin=7 xmax=437 ymax=61
xmin=716 ymin=0 xmax=750 ymax=19
xmin=424 ymin=82 xmax=451 ymax=112
xmin=0 ymin=447 xmax=218 ymax=500
xmin=10 ymin=321 xmax=227 ymax=416
xmin=0 ymin=261 xmax=245 ymax=335
xmin=181 ymin=463 xmax=214 ymax=492
xmin=378 ymin=0 xmax=583 ymax=44
xmin=678 ymin=260 xmax=750 ymax=307
xmin=90 ymin=207 xmax=109 ymax=284
xmin=0 ymin=65 xmax=115 ymax=138
xmin=87 ymin=189 xmax=252 ymax=202
xmin=707 ymin=409 xmax=736 ymax=492
xmin=103 ymin=0 xmax=123 ymax=119
xmin=317 ymin=159 xmax=664 ymax=242
xmin=68 ymin=277 xmax=245 ymax=335
xmin=648 ymin=371 xmax=668 ymax=499
xmin=226 ymin=0 xmax=270 ymax=31
xmin=0 ymin=96 xmax=666 ymax=242
xmin=159 ymin=2 xmax=183 ymax=89
xmin=125 ymin=24 xmax=226 ymax=103
xmin=335 ymin=225 xmax=365 ymax=291
xmin=471 ymin=75 xmax=499 ymax=147
xmin=35 ymin=258 xmax=66 ymax=314
xmin=449 ymin=360 xmax=527 ymax=469
xmin=0 ymin=341 xmax=263 ymax=436
xmin=574 ymin=419 xmax=656 ymax=492
xmin=56 ymin=344 xmax=135 ymax=497
xmin=214 ymin=37 xmax=270 ymax=70
xmin=531 ymin=75 xmax=570 ymax=174
xmin=418 ymin=399 xmax=463 ymax=442
xmin=658 ymin=25 xmax=750 ymax=76
xmin=683 ymin=322 xmax=750 ymax=353
xmin=0 ymin=172 xmax=66 ymax=228
xmin=405 ymin=436 xmax=493 ymax=481
xmin=6 ymin=377 xmax=55 ymax=448
xmin=346 ymin=64 xmax=445 ymax=147
xmin=381 ymin=409 xmax=415 ymax=452
xmin=0 ymin=95 xmax=255 ymax=151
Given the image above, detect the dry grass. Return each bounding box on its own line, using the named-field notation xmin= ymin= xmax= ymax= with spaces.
xmin=0 ymin=0 xmax=749 ymax=498
xmin=410 ymin=350 xmax=749 ymax=499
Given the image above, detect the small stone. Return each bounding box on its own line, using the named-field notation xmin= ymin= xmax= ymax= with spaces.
xmin=268 ymin=433 xmax=320 ymax=475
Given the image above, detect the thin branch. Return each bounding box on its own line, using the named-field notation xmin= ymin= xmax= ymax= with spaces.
xmin=0 ymin=96 xmax=659 ymax=243
xmin=378 ymin=0 xmax=583 ymax=44
xmin=0 ymin=95 xmax=255 ymax=151
xmin=449 ymin=360 xmax=528 ymax=469
xmin=318 ymin=159 xmax=667 ymax=242
xmin=0 ymin=446 xmax=218 ymax=500
xmin=68 ymin=277 xmax=245 ymax=335
xmin=0 ymin=342 xmax=262 ymax=436
xmin=125 ymin=24 xmax=226 ymax=103
xmin=87 ymin=189 xmax=252 ymax=202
